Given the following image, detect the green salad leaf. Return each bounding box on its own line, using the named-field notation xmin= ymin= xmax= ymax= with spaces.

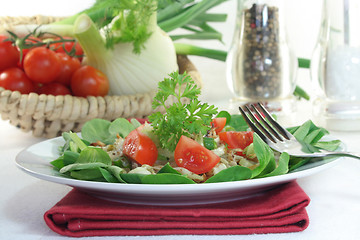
xmin=51 ymin=114 xmax=342 ymax=184
xmin=205 ymin=166 xmax=252 ymax=183
xmin=142 ymin=174 xmax=196 ymax=184
xmin=81 ymin=118 xmax=141 ymax=145
xmin=251 ymin=133 xmax=276 ymax=178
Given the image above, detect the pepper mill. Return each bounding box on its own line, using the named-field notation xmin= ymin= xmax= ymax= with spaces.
xmin=226 ymin=0 xmax=296 ymax=111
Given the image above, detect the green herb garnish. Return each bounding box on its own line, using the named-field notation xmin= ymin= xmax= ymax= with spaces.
xmin=149 ymin=71 xmax=218 ymax=151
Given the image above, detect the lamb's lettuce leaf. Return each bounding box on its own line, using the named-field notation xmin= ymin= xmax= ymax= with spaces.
xmin=50 ymin=114 xmax=342 ymax=185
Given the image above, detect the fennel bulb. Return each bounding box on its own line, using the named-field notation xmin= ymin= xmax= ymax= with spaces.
xmin=74 ymin=13 xmax=178 ymax=96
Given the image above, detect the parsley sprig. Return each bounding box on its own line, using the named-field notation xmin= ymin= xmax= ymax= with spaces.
xmin=149 ymin=72 xmax=218 ymax=151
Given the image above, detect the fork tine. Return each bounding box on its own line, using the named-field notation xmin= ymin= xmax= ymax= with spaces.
xmin=256 ymin=102 xmax=291 ymax=140
xmin=239 ymin=105 xmax=276 ymax=143
xmin=249 ymin=104 xmax=284 ymax=141
xmin=239 ymin=106 xmax=268 ymax=142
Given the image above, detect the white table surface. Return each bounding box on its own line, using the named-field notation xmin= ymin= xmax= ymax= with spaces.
xmin=1 ymin=1 xmax=360 ymax=239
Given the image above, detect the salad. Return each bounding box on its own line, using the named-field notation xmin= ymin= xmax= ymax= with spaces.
xmin=51 ymin=72 xmax=341 ymax=184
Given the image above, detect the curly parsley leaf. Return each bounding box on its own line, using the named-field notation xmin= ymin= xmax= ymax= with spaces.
xmin=149 ymin=71 xmax=218 ymax=151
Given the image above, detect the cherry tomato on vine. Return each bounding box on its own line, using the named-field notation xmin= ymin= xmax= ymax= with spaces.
xmin=70 ymin=65 xmax=109 ymax=97
xmin=17 ymin=36 xmax=42 ymax=68
xmin=51 ymin=37 xmax=83 ymax=60
xmin=0 ymin=35 xmax=20 ymax=71
xmin=23 ymin=47 xmax=61 ymax=83
xmin=174 ymin=135 xmax=220 ymax=174
xmin=123 ymin=129 xmax=158 ymax=166
xmin=55 ymin=53 xmax=81 ymax=86
xmin=219 ymin=131 xmax=253 ymax=150
xmin=0 ymin=67 xmax=35 ymax=94
xmin=37 ymin=82 xmax=71 ymax=96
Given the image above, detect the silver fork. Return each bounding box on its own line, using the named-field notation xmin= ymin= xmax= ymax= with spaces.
xmin=239 ymin=103 xmax=360 ymax=159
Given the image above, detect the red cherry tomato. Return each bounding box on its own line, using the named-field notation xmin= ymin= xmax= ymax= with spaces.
xmin=55 ymin=53 xmax=81 ymax=86
xmin=219 ymin=131 xmax=254 ymax=150
xmin=211 ymin=117 xmax=227 ymax=134
xmin=0 ymin=35 xmax=20 ymax=71
xmin=51 ymin=37 xmax=83 ymax=60
xmin=37 ymin=82 xmax=71 ymax=96
xmin=70 ymin=65 xmax=109 ymax=97
xmin=174 ymin=135 xmax=220 ymax=174
xmin=0 ymin=67 xmax=34 ymax=94
xmin=23 ymin=47 xmax=61 ymax=83
xmin=123 ymin=129 xmax=158 ymax=166
xmin=17 ymin=36 xmax=42 ymax=68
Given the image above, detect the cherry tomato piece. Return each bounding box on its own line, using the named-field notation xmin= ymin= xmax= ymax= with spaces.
xmin=55 ymin=53 xmax=81 ymax=87
xmin=174 ymin=135 xmax=220 ymax=174
xmin=0 ymin=35 xmax=20 ymax=71
xmin=37 ymin=82 xmax=71 ymax=96
xmin=219 ymin=131 xmax=254 ymax=150
xmin=0 ymin=67 xmax=34 ymax=94
xmin=211 ymin=117 xmax=227 ymax=134
xmin=123 ymin=129 xmax=158 ymax=166
xmin=71 ymin=65 xmax=109 ymax=97
xmin=23 ymin=47 xmax=61 ymax=83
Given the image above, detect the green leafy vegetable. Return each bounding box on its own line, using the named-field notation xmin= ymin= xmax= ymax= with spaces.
xmin=261 ymin=152 xmax=290 ymax=178
xmin=251 ymin=134 xmax=276 ymax=178
xmin=203 ymin=137 xmax=217 ymax=150
xmin=81 ymin=118 xmax=139 ymax=144
xmin=81 ymin=119 xmax=114 ymax=145
xmin=120 ymin=173 xmax=147 ymax=184
xmin=226 ymin=114 xmax=249 ymax=132
xmin=149 ymin=71 xmax=218 ymax=151
xmin=76 ymin=147 xmax=112 ymax=165
xmin=205 ymin=166 xmax=252 ymax=183
xmin=60 ymin=162 xmax=110 ymax=174
xmin=99 ymin=168 xmax=120 ymax=183
xmin=70 ymin=169 xmax=105 ymax=181
xmin=142 ymin=173 xmax=196 ymax=184
xmin=50 ymin=104 xmax=342 ymax=185
xmin=314 ymin=140 xmax=342 ymax=151
xmin=158 ymin=163 xmax=181 ymax=174
xmin=288 ymin=156 xmax=311 ymax=172
xmin=106 ymin=166 xmax=127 ymax=183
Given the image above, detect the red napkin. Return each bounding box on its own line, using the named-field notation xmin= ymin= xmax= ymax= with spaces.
xmin=44 ymin=181 xmax=310 ymax=237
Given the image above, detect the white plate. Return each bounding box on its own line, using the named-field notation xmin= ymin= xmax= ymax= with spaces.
xmin=15 ymin=135 xmax=342 ymax=205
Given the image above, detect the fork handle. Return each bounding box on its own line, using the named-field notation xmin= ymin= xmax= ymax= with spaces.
xmin=324 ymin=151 xmax=360 ymax=160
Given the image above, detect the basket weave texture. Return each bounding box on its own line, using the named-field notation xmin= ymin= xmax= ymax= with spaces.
xmin=0 ymin=16 xmax=202 ymax=138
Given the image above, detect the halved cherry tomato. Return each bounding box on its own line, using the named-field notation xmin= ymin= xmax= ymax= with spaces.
xmin=211 ymin=117 xmax=227 ymax=134
xmin=37 ymin=82 xmax=71 ymax=96
xmin=174 ymin=135 xmax=220 ymax=174
xmin=123 ymin=129 xmax=158 ymax=166
xmin=70 ymin=65 xmax=109 ymax=97
xmin=0 ymin=67 xmax=34 ymax=94
xmin=219 ymin=131 xmax=253 ymax=150
xmin=55 ymin=53 xmax=81 ymax=87
xmin=23 ymin=47 xmax=61 ymax=83
xmin=0 ymin=35 xmax=20 ymax=71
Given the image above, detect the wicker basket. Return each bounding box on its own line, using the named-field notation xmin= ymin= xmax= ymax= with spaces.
xmin=0 ymin=16 xmax=202 ymax=138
